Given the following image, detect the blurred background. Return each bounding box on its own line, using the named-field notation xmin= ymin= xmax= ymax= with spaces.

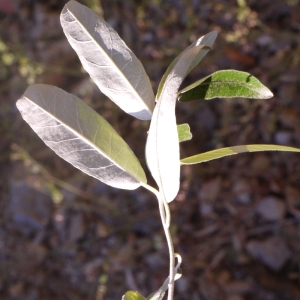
xmin=1 ymin=0 xmax=300 ymax=299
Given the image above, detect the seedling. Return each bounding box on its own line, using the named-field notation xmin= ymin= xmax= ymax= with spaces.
xmin=16 ymin=1 xmax=300 ymax=299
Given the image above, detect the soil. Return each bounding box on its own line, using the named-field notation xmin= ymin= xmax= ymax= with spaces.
xmin=1 ymin=0 xmax=300 ymax=299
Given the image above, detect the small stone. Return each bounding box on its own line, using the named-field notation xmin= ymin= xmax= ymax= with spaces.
xmin=9 ymin=182 xmax=53 ymax=232
xmin=257 ymin=35 xmax=273 ymax=47
xmin=256 ymin=196 xmax=286 ymax=221
xmin=68 ymin=212 xmax=86 ymax=242
xmin=274 ymin=131 xmax=293 ymax=145
xmin=233 ymin=179 xmax=252 ymax=204
xmin=9 ymin=282 xmax=24 ymax=298
xmin=246 ymin=237 xmax=291 ymax=271
xmin=176 ymin=276 xmax=189 ymax=293
xmin=200 ymin=202 xmax=213 ymax=216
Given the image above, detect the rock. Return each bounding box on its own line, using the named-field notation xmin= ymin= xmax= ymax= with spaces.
xmin=233 ymin=179 xmax=252 ymax=204
xmin=256 ymin=196 xmax=286 ymax=221
xmin=200 ymin=202 xmax=213 ymax=216
xmin=68 ymin=212 xmax=86 ymax=242
xmin=246 ymin=237 xmax=291 ymax=271
xmin=257 ymin=35 xmax=273 ymax=47
xmin=9 ymin=282 xmax=24 ymax=298
xmin=9 ymin=182 xmax=53 ymax=232
xmin=176 ymin=276 xmax=189 ymax=294
xmin=274 ymin=131 xmax=293 ymax=145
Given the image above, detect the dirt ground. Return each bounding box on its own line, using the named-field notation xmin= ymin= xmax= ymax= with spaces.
xmin=1 ymin=0 xmax=300 ymax=299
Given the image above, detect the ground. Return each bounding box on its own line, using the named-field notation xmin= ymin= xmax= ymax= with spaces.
xmin=1 ymin=0 xmax=300 ymax=299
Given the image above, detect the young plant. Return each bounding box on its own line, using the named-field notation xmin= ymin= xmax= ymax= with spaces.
xmin=15 ymin=1 xmax=300 ymax=299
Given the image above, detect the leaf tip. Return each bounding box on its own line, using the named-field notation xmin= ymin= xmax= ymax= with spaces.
xmin=265 ymin=89 xmax=274 ymax=99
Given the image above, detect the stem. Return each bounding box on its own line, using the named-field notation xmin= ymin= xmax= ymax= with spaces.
xmin=160 ymin=196 xmax=175 ymax=300
xmin=141 ymin=183 xmax=175 ymax=300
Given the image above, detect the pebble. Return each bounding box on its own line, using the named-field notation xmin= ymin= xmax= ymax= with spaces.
xmin=274 ymin=131 xmax=293 ymax=145
xmin=9 ymin=182 xmax=53 ymax=232
xmin=256 ymin=196 xmax=286 ymax=221
xmin=246 ymin=237 xmax=291 ymax=271
xmin=233 ymin=179 xmax=252 ymax=204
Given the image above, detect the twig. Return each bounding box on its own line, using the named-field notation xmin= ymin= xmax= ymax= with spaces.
xmin=141 ymin=183 xmax=176 ymax=300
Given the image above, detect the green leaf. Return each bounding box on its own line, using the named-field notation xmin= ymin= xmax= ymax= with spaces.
xmin=177 ymin=123 xmax=192 ymax=142
xmin=122 ymin=291 xmax=147 ymax=300
xmin=156 ymin=31 xmax=217 ymax=100
xmin=178 ymin=70 xmax=273 ymax=102
xmin=180 ymin=144 xmax=300 ymax=165
xmin=16 ymin=84 xmax=147 ymax=190
xmin=146 ymin=44 xmax=211 ymax=203
xmin=61 ymin=1 xmax=155 ymax=120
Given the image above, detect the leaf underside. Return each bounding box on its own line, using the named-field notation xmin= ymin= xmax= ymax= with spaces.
xmin=61 ymin=0 xmax=155 ymax=120
xmin=156 ymin=31 xmax=218 ymax=101
xmin=16 ymin=84 xmax=147 ymax=190
xmin=146 ymin=31 xmax=217 ymax=203
xmin=180 ymin=144 xmax=300 ymax=165
xmin=178 ymin=70 xmax=273 ymax=102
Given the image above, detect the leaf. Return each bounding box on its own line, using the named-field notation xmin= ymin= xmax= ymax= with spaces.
xmin=177 ymin=123 xmax=192 ymax=142
xmin=122 ymin=291 xmax=147 ymax=300
xmin=16 ymin=84 xmax=147 ymax=190
xmin=60 ymin=0 xmax=155 ymax=120
xmin=145 ymin=32 xmax=216 ymax=202
xmin=180 ymin=144 xmax=300 ymax=165
xmin=146 ymin=33 xmax=217 ymax=203
xmin=156 ymin=31 xmax=218 ymax=100
xmin=178 ymin=70 xmax=273 ymax=102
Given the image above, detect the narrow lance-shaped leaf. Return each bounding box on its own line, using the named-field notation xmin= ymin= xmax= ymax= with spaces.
xmin=156 ymin=31 xmax=218 ymax=100
xmin=178 ymin=70 xmax=273 ymax=102
xmin=146 ymin=37 xmax=216 ymax=202
xmin=180 ymin=144 xmax=300 ymax=165
xmin=16 ymin=84 xmax=147 ymax=190
xmin=60 ymin=0 xmax=155 ymax=120
xmin=177 ymin=123 xmax=192 ymax=143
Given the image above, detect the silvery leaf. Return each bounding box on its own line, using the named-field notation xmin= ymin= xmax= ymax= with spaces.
xmin=16 ymin=84 xmax=147 ymax=190
xmin=60 ymin=0 xmax=155 ymax=120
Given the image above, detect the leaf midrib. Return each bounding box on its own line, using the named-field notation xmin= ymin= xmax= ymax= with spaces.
xmin=64 ymin=4 xmax=151 ymax=112
xmin=26 ymin=96 xmax=135 ymax=178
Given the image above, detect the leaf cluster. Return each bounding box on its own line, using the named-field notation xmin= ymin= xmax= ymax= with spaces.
xmin=15 ymin=1 xmax=300 ymax=299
